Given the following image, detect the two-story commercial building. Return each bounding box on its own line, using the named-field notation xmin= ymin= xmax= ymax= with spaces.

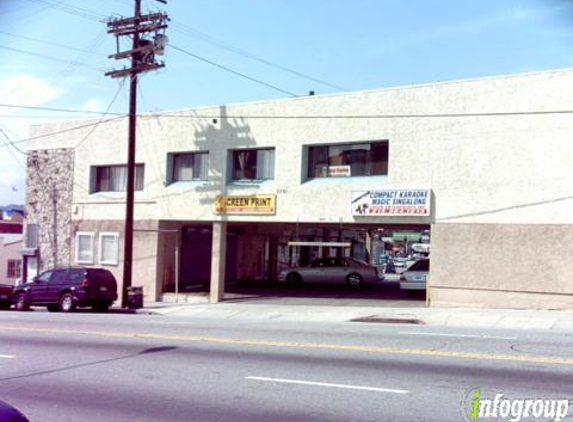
xmin=25 ymin=68 xmax=573 ymax=309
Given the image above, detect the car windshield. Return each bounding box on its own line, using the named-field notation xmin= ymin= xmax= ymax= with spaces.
xmin=408 ymin=259 xmax=430 ymax=271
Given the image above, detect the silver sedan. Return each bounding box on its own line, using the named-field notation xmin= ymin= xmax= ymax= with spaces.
xmin=278 ymin=257 xmax=379 ymax=288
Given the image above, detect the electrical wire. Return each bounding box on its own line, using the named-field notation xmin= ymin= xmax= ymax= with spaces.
xmin=0 ymin=104 xmax=123 ymax=116
xmin=171 ymin=44 xmax=297 ymax=97
xmin=171 ymin=21 xmax=347 ymax=92
xmin=0 ymin=45 xmax=107 ymax=72
xmin=72 ymin=79 xmax=127 ymax=149
xmin=23 ymin=0 xmax=105 ymax=22
xmin=0 ymin=30 xmax=107 ymax=55
xmin=0 ymin=117 xmax=125 ymax=147
xmin=3 ymin=101 xmax=573 ymax=120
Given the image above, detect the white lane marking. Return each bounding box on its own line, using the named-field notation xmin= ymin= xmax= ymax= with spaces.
xmin=398 ymin=331 xmax=517 ymax=340
xmin=246 ymin=376 xmax=408 ymax=394
xmin=0 ymin=354 xmax=15 ymax=359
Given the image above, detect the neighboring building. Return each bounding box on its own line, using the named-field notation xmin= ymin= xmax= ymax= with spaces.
xmin=25 ymin=68 xmax=573 ymax=309
xmin=0 ymin=234 xmax=23 ymax=285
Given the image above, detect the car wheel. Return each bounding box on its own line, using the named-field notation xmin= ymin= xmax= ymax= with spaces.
xmin=286 ymin=272 xmax=302 ymax=284
xmin=47 ymin=304 xmax=60 ymax=312
xmin=0 ymin=302 xmax=11 ymax=311
xmin=59 ymin=293 xmax=76 ymax=312
xmin=14 ymin=293 xmax=29 ymax=311
xmin=346 ymin=273 xmax=363 ymax=288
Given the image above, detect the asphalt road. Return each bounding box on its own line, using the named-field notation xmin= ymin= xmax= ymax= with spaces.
xmin=0 ymin=311 xmax=572 ymax=422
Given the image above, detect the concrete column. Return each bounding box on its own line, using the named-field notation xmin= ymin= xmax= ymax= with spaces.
xmin=210 ymin=221 xmax=227 ymax=303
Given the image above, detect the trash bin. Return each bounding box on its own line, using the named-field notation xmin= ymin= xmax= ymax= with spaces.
xmin=127 ymin=286 xmax=144 ymax=309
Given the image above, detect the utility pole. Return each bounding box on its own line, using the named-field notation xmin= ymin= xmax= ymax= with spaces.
xmin=106 ymin=0 xmax=168 ymax=307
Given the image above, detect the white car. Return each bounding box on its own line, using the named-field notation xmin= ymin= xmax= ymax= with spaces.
xmin=278 ymin=257 xmax=379 ymax=288
xmin=399 ymin=259 xmax=429 ymax=291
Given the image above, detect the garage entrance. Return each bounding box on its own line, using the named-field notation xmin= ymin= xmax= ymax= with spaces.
xmin=160 ymin=221 xmax=430 ymax=304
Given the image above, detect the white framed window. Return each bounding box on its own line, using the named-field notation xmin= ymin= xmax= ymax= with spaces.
xmin=90 ymin=164 xmax=145 ymax=193
xmin=231 ymin=148 xmax=275 ymax=181
xmin=76 ymin=232 xmax=95 ymax=264
xmin=170 ymin=152 xmax=208 ymax=182
xmin=99 ymin=232 xmax=119 ymax=266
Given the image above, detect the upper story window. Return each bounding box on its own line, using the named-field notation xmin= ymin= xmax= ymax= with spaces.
xmin=231 ymin=148 xmax=275 ymax=181
xmin=170 ymin=152 xmax=208 ymax=182
xmin=25 ymin=223 xmax=38 ymax=248
xmin=91 ymin=164 xmax=145 ymax=193
xmin=307 ymin=141 xmax=388 ymax=179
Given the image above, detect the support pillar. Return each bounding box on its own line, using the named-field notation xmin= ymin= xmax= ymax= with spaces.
xmin=210 ymin=221 xmax=227 ymax=303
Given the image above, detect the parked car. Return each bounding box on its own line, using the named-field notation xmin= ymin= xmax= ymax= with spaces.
xmin=0 ymin=284 xmax=14 ymax=310
xmin=12 ymin=267 xmax=118 ymax=312
xmin=278 ymin=257 xmax=379 ymax=288
xmin=399 ymin=259 xmax=429 ymax=292
xmin=0 ymin=400 xmax=30 ymax=422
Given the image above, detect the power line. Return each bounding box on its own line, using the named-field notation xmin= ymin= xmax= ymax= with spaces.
xmin=0 ymin=103 xmax=124 ymax=116
xmin=171 ymin=44 xmax=297 ymax=97
xmin=0 ymin=127 xmax=27 ymax=157
xmin=0 ymin=45 xmax=107 ymax=72
xmin=0 ymin=117 xmax=125 ymax=147
xmin=0 ymin=30 xmax=106 ymax=55
xmin=171 ymin=21 xmax=347 ymax=92
xmin=142 ymin=109 xmax=573 ymax=119
xmin=23 ymin=0 xmax=105 ymax=22
xmin=2 ymin=101 xmax=573 ymax=121
xmin=73 ymin=80 xmax=127 ymax=148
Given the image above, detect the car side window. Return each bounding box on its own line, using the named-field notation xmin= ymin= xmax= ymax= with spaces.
xmin=51 ymin=270 xmax=69 ymax=284
xmin=68 ymin=269 xmax=84 ymax=283
xmin=37 ymin=271 xmax=53 ymax=283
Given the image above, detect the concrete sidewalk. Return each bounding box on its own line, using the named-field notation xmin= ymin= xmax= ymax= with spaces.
xmin=135 ymin=294 xmax=573 ymax=332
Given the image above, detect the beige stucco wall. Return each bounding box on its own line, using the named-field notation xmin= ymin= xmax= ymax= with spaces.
xmin=29 ymin=69 xmax=573 ymax=227
xmin=70 ymin=220 xmax=159 ymax=302
xmin=430 ymin=223 xmax=573 ymax=309
xmin=0 ymin=237 xmax=23 ymax=285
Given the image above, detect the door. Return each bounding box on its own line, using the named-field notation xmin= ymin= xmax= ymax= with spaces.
xmin=29 ymin=270 xmax=53 ymax=302
xmin=44 ymin=269 xmax=69 ymax=302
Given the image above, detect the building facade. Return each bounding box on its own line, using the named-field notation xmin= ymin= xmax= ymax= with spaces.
xmin=26 ymin=69 xmax=573 ymax=309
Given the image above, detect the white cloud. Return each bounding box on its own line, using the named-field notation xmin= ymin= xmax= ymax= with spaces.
xmin=0 ymin=74 xmax=64 ymax=204
xmin=82 ymin=97 xmax=106 ymax=113
xmin=0 ymin=74 xmax=62 ymax=110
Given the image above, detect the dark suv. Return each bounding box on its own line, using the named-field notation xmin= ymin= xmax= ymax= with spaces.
xmin=13 ymin=267 xmax=118 ymax=312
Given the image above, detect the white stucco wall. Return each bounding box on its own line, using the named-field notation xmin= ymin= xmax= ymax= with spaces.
xmin=29 ymin=68 xmax=573 ymax=227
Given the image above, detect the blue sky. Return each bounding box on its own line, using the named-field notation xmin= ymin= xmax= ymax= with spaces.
xmin=1 ymin=0 xmax=572 ymax=204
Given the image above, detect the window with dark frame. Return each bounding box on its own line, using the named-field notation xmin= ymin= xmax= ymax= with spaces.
xmin=7 ymin=260 xmax=21 ymax=278
xmin=171 ymin=152 xmax=208 ymax=182
xmin=25 ymin=223 xmax=38 ymax=248
xmin=92 ymin=164 xmax=145 ymax=193
xmin=231 ymin=148 xmax=275 ymax=181
xmin=307 ymin=141 xmax=388 ymax=179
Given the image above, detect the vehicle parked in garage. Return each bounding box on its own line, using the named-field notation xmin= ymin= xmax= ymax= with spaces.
xmin=399 ymin=259 xmax=429 ymax=291
xmin=12 ymin=267 xmax=118 ymax=312
xmin=278 ymin=257 xmax=379 ymax=288
xmin=0 ymin=283 xmax=13 ymax=310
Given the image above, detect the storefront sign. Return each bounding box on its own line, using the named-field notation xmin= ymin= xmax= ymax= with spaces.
xmin=328 ymin=165 xmax=351 ymax=177
xmin=215 ymin=195 xmax=276 ymax=215
xmin=351 ymin=189 xmax=431 ymax=216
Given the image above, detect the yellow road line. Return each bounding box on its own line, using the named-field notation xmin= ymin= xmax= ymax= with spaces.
xmin=1 ymin=325 xmax=572 ymax=366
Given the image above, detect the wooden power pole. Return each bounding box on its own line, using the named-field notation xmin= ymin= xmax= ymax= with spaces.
xmin=106 ymin=0 xmax=169 ymax=307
